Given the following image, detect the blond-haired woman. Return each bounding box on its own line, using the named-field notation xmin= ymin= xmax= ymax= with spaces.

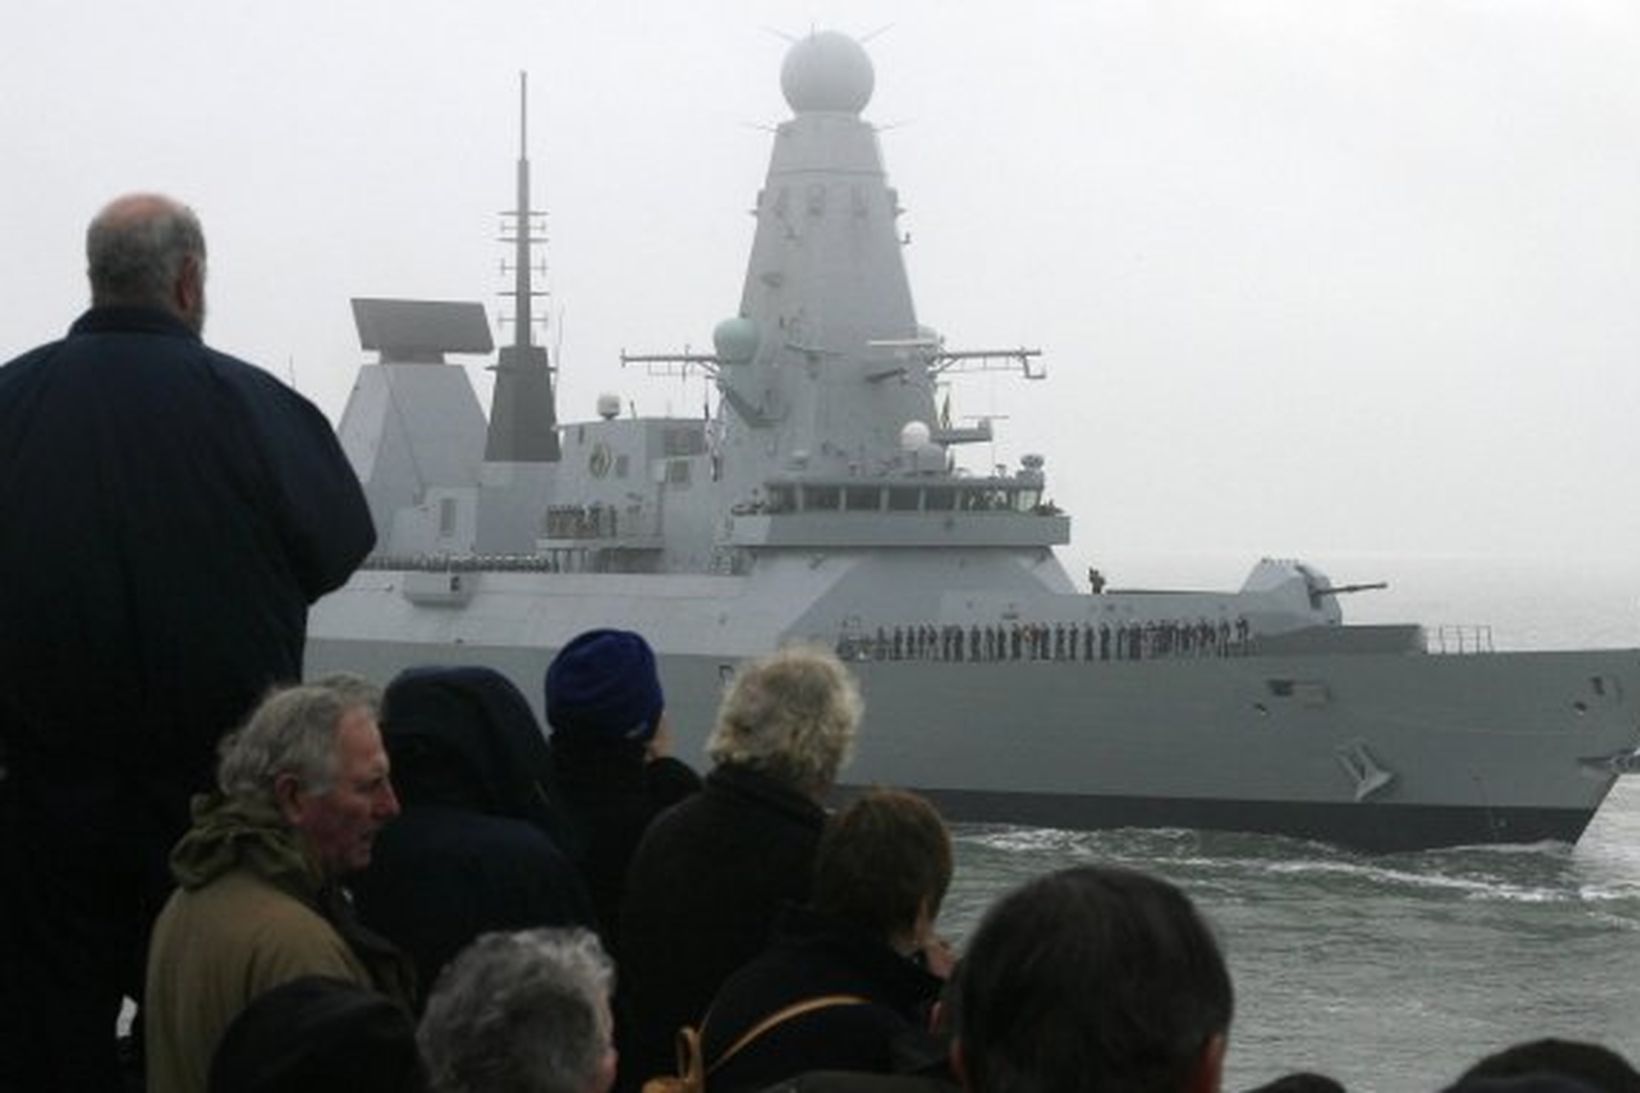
xmin=616 ymin=646 xmax=862 ymax=1090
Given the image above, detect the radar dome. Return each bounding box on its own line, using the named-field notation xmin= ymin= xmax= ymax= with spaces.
xmin=713 ymin=317 xmax=759 ymax=365
xmin=781 ymin=31 xmax=874 ymax=115
xmin=900 ymin=420 xmax=931 ymax=451
xmin=596 ymin=393 xmax=621 ymax=421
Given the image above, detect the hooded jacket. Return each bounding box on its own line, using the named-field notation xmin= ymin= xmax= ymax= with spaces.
xmin=352 ymin=666 xmax=597 ymax=995
xmin=145 ymin=794 xmax=413 ymax=1093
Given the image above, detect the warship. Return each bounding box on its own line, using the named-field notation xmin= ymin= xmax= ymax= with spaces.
xmin=307 ymin=34 xmax=1640 ymax=852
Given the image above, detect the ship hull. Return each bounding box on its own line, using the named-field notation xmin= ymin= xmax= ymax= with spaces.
xmin=306 ymin=581 xmax=1640 ymax=852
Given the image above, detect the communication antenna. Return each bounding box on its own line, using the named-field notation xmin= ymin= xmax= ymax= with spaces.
xmin=486 ymin=70 xmax=561 ymax=462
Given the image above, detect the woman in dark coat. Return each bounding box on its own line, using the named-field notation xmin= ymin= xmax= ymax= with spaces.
xmin=352 ymin=666 xmax=595 ymax=999
xmin=617 ymin=646 xmax=864 ymax=1091
xmin=698 ymin=790 xmax=954 ymax=1093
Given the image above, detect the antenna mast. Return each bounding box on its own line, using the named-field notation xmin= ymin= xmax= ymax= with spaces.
xmin=486 ymin=70 xmax=562 ymax=462
xmin=512 ymin=71 xmax=535 ymax=353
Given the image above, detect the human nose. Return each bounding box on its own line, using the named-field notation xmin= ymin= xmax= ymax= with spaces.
xmin=377 ymin=778 xmax=401 ymax=819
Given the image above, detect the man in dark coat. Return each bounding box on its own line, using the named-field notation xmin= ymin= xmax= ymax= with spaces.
xmin=543 ymin=628 xmax=701 ymax=949
xmin=617 ymin=646 xmax=863 ymax=1091
xmin=0 ymin=192 xmax=375 ymax=1091
xmin=354 ymin=665 xmax=597 ymax=997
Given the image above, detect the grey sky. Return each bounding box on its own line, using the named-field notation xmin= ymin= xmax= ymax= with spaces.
xmin=5 ymin=1 xmax=1638 ymax=591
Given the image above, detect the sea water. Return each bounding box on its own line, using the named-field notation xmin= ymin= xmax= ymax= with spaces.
xmin=938 ymin=555 xmax=1640 ymax=1093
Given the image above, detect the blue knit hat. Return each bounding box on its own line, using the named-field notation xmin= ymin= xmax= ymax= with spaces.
xmin=545 ymin=629 xmax=665 ymax=743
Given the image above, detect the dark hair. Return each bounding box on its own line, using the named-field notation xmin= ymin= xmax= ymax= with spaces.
xmin=1244 ymin=1073 xmax=1347 ymax=1093
xmin=813 ymin=789 xmax=952 ymax=939
xmin=1453 ymin=1040 xmax=1640 ymax=1093
xmin=208 ymin=976 xmax=423 ymax=1093
xmin=952 ymin=865 xmax=1232 ymax=1093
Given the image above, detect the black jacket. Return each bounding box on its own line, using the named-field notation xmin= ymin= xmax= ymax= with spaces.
xmin=618 ymin=764 xmax=828 ymax=1089
xmin=548 ymin=736 xmax=701 ymax=949
xmin=0 ymin=306 xmax=373 ymax=794
xmin=356 ymin=805 xmax=593 ymax=998
xmin=0 ymin=306 xmax=373 ymax=1092
xmin=354 ymin=667 xmax=597 ymax=997
xmin=700 ymin=906 xmax=946 ymax=1093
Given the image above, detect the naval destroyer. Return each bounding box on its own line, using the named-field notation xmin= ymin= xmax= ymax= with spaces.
xmin=307 ymin=35 xmax=1640 ymax=852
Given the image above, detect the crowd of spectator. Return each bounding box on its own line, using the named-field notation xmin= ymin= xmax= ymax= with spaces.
xmin=134 ymin=637 xmax=1640 ymax=1093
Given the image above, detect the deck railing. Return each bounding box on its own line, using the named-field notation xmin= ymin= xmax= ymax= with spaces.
xmin=1429 ymin=624 xmax=1495 ymax=654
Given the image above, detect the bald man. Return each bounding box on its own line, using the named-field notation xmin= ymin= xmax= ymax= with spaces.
xmin=0 ymin=193 xmax=376 ymax=1091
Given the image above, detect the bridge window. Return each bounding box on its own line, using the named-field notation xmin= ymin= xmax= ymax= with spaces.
xmin=925 ymin=487 xmax=956 ymax=511
xmin=805 ymin=486 xmax=841 ymax=511
xmin=887 ymin=487 xmax=920 ymax=512
xmin=845 ymin=486 xmax=882 ymax=512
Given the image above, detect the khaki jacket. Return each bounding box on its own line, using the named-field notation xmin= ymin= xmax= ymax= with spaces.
xmin=143 ymin=795 xmax=375 ymax=1093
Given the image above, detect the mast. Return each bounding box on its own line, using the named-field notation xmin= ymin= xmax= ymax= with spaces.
xmin=512 ymin=72 xmax=535 ymax=359
xmin=485 ymin=70 xmax=561 ymax=462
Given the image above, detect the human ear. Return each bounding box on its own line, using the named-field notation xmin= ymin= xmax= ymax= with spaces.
xmin=1185 ymin=1032 xmax=1227 ymax=1093
xmin=272 ymin=771 xmax=306 ymax=826
xmin=173 ymin=254 xmax=205 ymax=328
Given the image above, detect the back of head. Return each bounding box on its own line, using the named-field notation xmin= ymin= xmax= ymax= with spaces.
xmin=544 ymin=629 xmax=665 ymax=747
xmin=419 ymin=928 xmax=615 ymax=1093
xmin=1445 ymin=1078 xmax=1602 ymax=1093
xmin=813 ymin=789 xmax=951 ymax=941
xmin=1453 ymin=1040 xmax=1640 ymax=1093
xmin=86 ymin=192 xmax=205 ymax=310
xmin=217 ymin=674 xmax=382 ymax=809
xmin=1243 ymin=1073 xmax=1346 ymax=1093
xmin=382 ymin=665 xmax=556 ymax=824
xmin=707 ymin=645 xmax=862 ymax=796
xmin=952 ymin=865 xmax=1232 ymax=1093
xmin=208 ymin=976 xmax=422 ymax=1093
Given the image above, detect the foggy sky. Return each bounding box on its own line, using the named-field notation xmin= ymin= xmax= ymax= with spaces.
xmin=5 ymin=1 xmax=1639 ymax=597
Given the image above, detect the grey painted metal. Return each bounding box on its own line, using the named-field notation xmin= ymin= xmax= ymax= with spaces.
xmin=350 ymin=298 xmax=493 ymax=361
xmin=308 ymin=31 xmax=1640 ymax=850
xmin=485 ymin=70 xmax=561 ymax=464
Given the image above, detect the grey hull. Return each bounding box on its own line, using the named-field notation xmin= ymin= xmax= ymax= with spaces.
xmin=306 ymin=619 xmax=1640 ymax=852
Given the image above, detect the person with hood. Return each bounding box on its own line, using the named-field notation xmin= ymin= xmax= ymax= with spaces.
xmin=543 ymin=629 xmax=702 ymax=947
xmin=145 ymin=675 xmax=415 ymax=1093
xmin=353 ymin=665 xmax=597 ymax=997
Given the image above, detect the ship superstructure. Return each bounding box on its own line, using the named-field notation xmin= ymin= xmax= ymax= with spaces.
xmin=308 ymin=35 xmax=1640 ymax=851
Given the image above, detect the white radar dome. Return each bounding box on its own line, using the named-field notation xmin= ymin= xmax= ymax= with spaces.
xmin=899 ymin=420 xmax=931 ymax=451
xmin=595 ymin=393 xmax=621 ymax=421
xmin=781 ymin=31 xmax=874 ymax=115
xmin=713 ymin=317 xmax=759 ymax=365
